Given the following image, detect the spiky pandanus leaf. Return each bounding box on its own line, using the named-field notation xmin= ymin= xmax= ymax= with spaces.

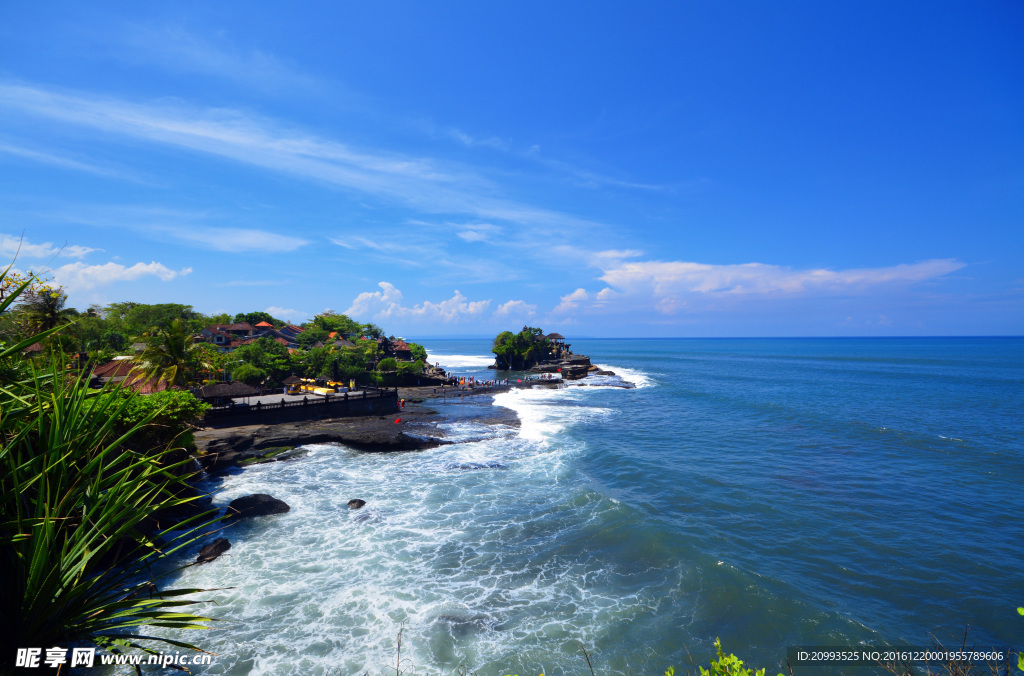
xmin=0 ymin=263 xmax=222 ymax=671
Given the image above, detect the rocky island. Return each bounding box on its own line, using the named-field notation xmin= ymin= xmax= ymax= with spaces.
xmin=490 ymin=326 xmax=613 ymax=380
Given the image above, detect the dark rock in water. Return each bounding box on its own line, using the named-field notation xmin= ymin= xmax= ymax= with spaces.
xmin=196 ymin=537 xmax=231 ymax=563
xmin=593 ymin=369 xmax=616 ymax=376
xmin=228 ymin=493 xmax=290 ymax=519
xmin=347 ymin=499 xmax=366 ymax=509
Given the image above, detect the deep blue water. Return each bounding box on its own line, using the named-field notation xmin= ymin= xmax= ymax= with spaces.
xmin=168 ymin=338 xmax=1024 ymax=675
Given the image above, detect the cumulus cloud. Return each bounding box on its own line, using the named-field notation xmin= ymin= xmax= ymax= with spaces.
xmin=345 ymin=281 xmax=405 ymax=317
xmin=345 ymin=282 xmax=490 ymax=322
xmin=553 ymin=288 xmax=589 ymax=314
xmin=494 ymin=299 xmax=537 ymax=317
xmin=1 ymin=234 xmax=98 ymax=259
xmin=52 ymin=261 xmax=191 ymax=290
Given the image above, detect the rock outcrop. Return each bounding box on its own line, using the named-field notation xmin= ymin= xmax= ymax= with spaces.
xmin=227 ymin=494 xmax=290 ymax=519
xmin=196 ymin=537 xmax=231 ymax=563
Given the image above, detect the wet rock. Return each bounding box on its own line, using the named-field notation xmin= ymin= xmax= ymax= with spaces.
xmin=347 ymin=499 xmax=366 ymax=509
xmin=228 ymin=493 xmax=290 ymax=519
xmin=196 ymin=538 xmax=231 ymax=563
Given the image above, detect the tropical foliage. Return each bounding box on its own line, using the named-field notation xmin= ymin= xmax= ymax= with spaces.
xmin=134 ymin=318 xmax=213 ymax=388
xmin=0 ymin=264 xmax=218 ymax=671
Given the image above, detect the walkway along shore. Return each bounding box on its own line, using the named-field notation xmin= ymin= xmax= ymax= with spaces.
xmin=193 ymin=383 xmax=523 ymax=475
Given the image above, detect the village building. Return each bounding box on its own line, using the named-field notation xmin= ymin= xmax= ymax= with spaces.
xmin=197 ymin=321 xmax=303 ymax=352
xmin=91 ymin=358 xmax=169 ymax=394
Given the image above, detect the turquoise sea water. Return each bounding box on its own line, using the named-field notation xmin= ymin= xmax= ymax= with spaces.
xmin=165 ymin=338 xmax=1023 ymax=675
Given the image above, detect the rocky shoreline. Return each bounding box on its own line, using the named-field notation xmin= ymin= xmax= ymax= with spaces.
xmin=193 ymin=384 xmax=517 ymax=475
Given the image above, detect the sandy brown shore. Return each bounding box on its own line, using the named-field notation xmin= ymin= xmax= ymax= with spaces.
xmin=193 ymin=384 xmax=521 ymax=475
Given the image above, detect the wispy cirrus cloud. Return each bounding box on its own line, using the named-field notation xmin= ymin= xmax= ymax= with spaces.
xmin=115 ymin=24 xmax=326 ymax=96
xmin=0 ymin=83 xmax=610 ymax=239
xmin=1 ymin=233 xmax=98 ymax=259
xmin=44 ymin=205 xmax=309 ymax=254
xmin=0 ymin=141 xmax=144 ymax=182
xmin=159 ymin=226 xmax=309 ymax=253
xmin=345 ymin=281 xmax=491 ymax=322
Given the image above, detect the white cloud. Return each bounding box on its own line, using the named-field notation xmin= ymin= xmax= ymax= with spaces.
xmin=52 ymin=261 xmax=191 ymax=290
xmin=553 ymin=288 xmax=589 ymax=314
xmin=494 ymin=299 xmax=537 ymax=317
xmin=160 ymin=227 xmax=309 ymax=253
xmin=456 ymin=223 xmax=500 ymax=243
xmin=345 ymin=281 xmax=404 ymax=317
xmin=265 ymin=306 xmax=307 ymax=323
xmin=345 ymin=282 xmax=490 ymax=322
xmin=1 ymin=234 xmax=98 ymax=259
xmin=599 ymin=258 xmax=965 ymax=297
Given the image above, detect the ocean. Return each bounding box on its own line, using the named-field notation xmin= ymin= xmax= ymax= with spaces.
xmin=163 ymin=338 xmax=1024 ymax=675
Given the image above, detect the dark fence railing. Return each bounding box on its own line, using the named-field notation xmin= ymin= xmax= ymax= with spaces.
xmin=203 ymin=387 xmax=398 ymax=423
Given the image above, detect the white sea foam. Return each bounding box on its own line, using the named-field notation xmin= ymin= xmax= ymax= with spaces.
xmin=593 ymin=363 xmax=655 ymax=389
xmin=426 ymin=352 xmax=495 ymax=369
xmin=154 ymin=426 xmax=663 ymax=675
xmin=493 ymin=386 xmax=611 ymax=443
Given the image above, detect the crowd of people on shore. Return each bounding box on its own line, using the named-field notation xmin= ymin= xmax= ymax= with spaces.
xmin=430 ymin=371 xmax=562 ymax=394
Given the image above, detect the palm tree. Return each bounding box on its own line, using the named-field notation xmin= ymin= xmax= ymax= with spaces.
xmin=133 ymin=318 xmax=212 ymax=388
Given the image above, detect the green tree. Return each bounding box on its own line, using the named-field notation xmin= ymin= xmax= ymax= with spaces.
xmin=108 ymin=302 xmax=197 ymax=337
xmin=297 ymin=327 xmax=329 ymax=349
xmin=299 ymin=346 xmax=332 ymax=378
xmin=492 ymin=327 xmax=551 ymax=369
xmin=407 ymin=342 xmax=428 ymax=362
xmin=233 ymin=336 xmax=292 ymax=384
xmin=134 ymin=318 xmax=212 ymax=388
xmin=233 ymin=311 xmax=284 ymax=327
xmin=231 ymin=362 xmax=267 ymax=386
xmin=310 ymin=311 xmax=362 ymax=335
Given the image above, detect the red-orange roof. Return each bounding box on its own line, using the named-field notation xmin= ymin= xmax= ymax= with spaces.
xmin=255 ymin=321 xmax=274 ymax=327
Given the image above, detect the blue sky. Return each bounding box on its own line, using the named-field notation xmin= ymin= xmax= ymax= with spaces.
xmin=1 ymin=1 xmax=1021 ymax=337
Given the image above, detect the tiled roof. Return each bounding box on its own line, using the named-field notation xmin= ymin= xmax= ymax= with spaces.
xmin=93 ymin=359 xmax=136 ymax=378
xmin=255 ymin=321 xmax=274 ymax=327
